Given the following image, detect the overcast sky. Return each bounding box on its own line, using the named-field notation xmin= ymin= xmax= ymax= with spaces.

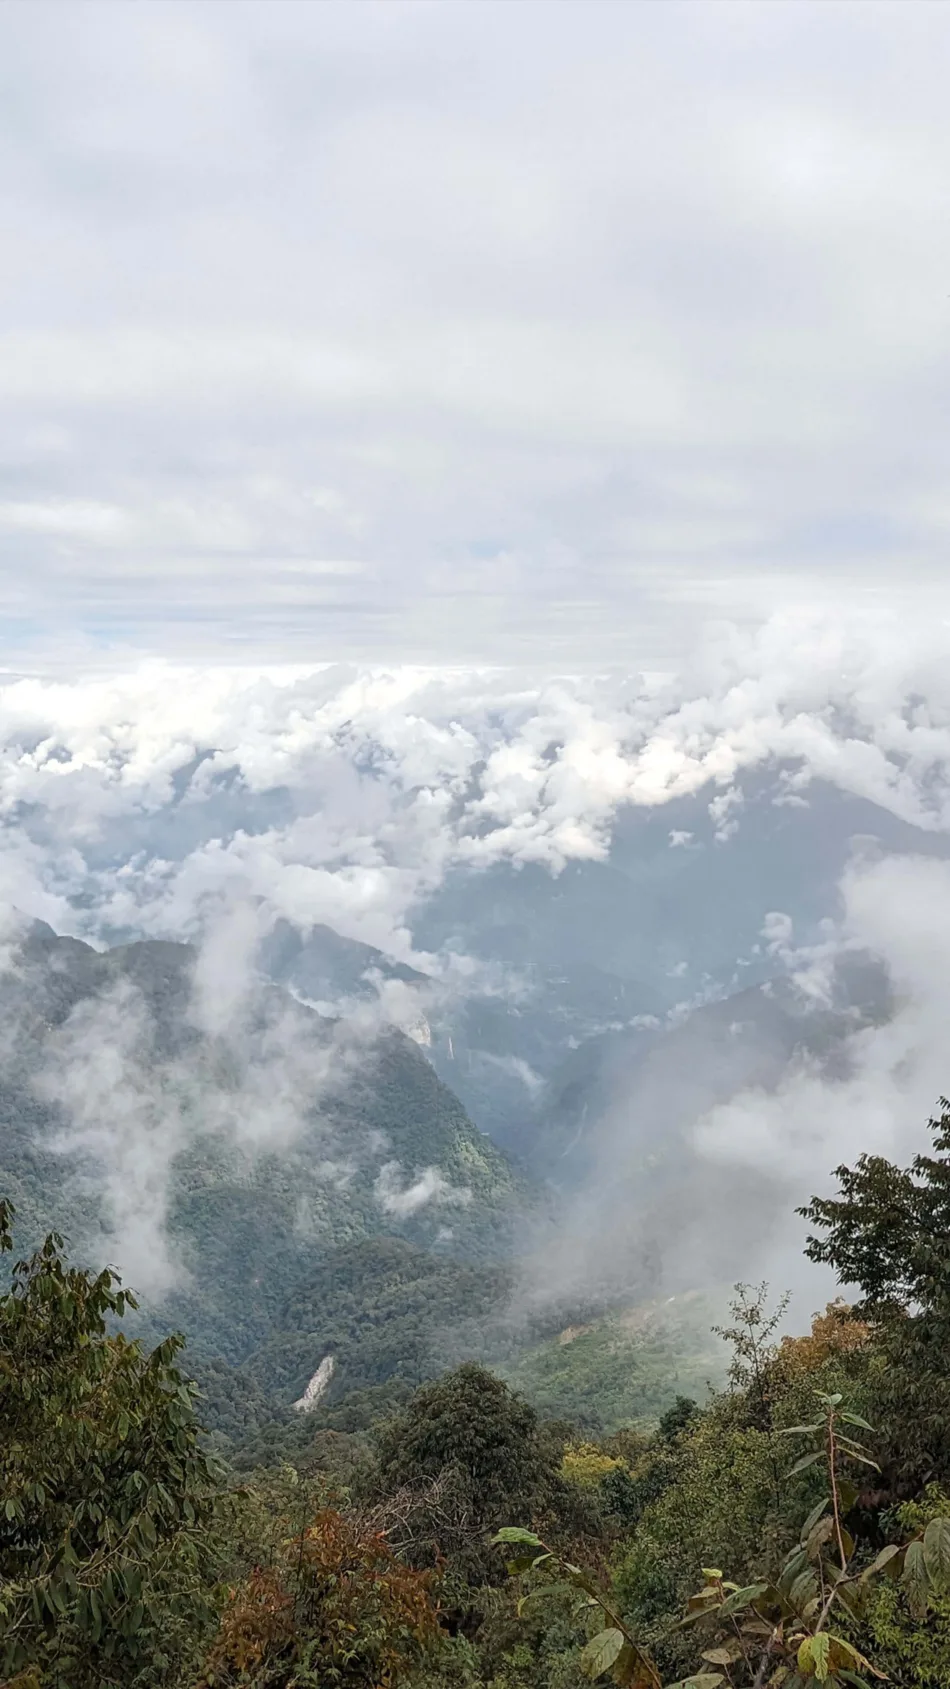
xmin=3 ymin=0 xmax=950 ymax=671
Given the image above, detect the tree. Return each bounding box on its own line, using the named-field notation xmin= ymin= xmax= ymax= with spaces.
xmin=0 ymin=1201 xmax=222 ymax=1688
xmin=370 ymin=1364 xmax=573 ymax=1590
xmin=498 ymin=1394 xmax=950 ymax=1689
xmin=375 ymin=1365 xmax=557 ymax=1526
xmin=198 ymin=1505 xmax=439 ymax=1689
xmin=800 ymin=1100 xmax=950 ymax=1489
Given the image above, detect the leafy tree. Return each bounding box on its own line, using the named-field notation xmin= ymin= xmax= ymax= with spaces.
xmin=373 ymin=1364 xmax=561 ymax=1546
xmin=801 ymin=1099 xmax=950 ymax=1489
xmin=657 ymin=1398 xmax=702 ymax=1443
xmin=0 ymin=1201 xmax=222 ymax=1688
xmin=199 ymin=1505 xmax=440 ymax=1689
xmin=498 ymin=1393 xmax=950 ymax=1688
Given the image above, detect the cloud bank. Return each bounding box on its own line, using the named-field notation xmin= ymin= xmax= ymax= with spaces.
xmin=3 ymin=611 xmax=950 ymax=966
xmin=5 ymin=611 xmax=950 ymax=1308
xmin=2 ymin=1 xmax=950 ymax=665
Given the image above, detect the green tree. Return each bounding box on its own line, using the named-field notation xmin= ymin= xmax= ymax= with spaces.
xmin=371 ymin=1364 xmax=576 ymax=1589
xmin=0 ymin=1201 xmax=222 ymax=1688
xmin=801 ymin=1099 xmax=950 ymax=1490
xmin=499 ymin=1393 xmax=950 ymax=1689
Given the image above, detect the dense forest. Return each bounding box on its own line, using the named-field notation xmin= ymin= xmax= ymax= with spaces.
xmin=7 ymin=1104 xmax=950 ymax=1688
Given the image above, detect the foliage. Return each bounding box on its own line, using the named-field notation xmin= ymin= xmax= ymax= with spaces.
xmin=562 ymin=1444 xmax=626 ymax=1490
xmin=801 ymin=1099 xmax=950 ymax=1490
xmin=0 ymin=1202 xmax=223 ymax=1689
xmin=859 ymin=1489 xmax=950 ymax=1687
xmin=501 ymin=1311 xmax=718 ymax=1435
xmin=239 ymin=1239 xmax=511 ymax=1411
xmin=0 ymin=927 xmax=529 ymax=1380
xmin=198 ymin=1505 xmax=440 ymax=1689
xmin=499 ymin=1390 xmax=950 ymax=1688
xmin=12 ymin=1080 xmax=950 ymax=1689
xmin=370 ymin=1364 xmax=575 ymax=1587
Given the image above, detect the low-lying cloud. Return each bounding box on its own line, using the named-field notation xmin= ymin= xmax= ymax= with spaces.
xmin=3 ymin=612 xmax=950 ymax=967
xmin=5 ymin=612 xmax=950 ymax=1313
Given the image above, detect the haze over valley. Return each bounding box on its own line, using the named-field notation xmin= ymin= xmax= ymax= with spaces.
xmin=4 ymin=615 xmax=950 ymax=1441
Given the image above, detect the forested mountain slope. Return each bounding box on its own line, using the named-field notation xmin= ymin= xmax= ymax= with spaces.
xmin=0 ymin=921 xmax=529 ymax=1365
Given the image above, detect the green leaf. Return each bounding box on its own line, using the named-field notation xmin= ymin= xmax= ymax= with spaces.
xmin=838 ymin=1411 xmax=876 ymax=1433
xmin=788 ymin=1451 xmax=823 ymax=1476
xmin=837 ymin=1448 xmax=881 ymax=1471
xmin=799 ymin=1632 xmax=832 ymax=1681
xmin=718 ymin=1581 xmax=769 ymax=1616
xmin=838 ymin=1479 xmax=859 ymax=1512
xmin=780 ymin=1424 xmax=823 ymax=1436
xmin=506 ymin=1553 xmax=543 ymax=1574
xmin=902 ymin=1537 xmax=930 ymax=1619
xmin=580 ymin=1627 xmax=626 ymax=1679
xmin=516 ymin=1581 xmax=563 ymax=1608
xmin=790 ymin=1569 xmax=819 ymax=1612
xmin=805 ymin=1515 xmax=835 ymax=1559
xmin=493 ymin=1527 xmax=544 ymax=1548
xmin=923 ymin=1517 xmax=950 ymax=1588
xmin=800 ymin=1497 xmax=831 ymax=1541
xmin=860 ymin=1543 xmax=902 ymax=1583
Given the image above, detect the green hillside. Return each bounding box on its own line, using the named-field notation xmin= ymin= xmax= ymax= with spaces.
xmin=0 ymin=922 xmax=530 ymax=1365
xmin=500 ymin=1294 xmax=723 ymax=1432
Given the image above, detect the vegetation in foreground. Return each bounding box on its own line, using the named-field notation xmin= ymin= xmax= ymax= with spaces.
xmin=8 ymin=1106 xmax=950 ymax=1686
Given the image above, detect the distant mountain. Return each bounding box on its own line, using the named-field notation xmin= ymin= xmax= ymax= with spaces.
xmin=260 ymin=917 xmax=426 ymax=1007
xmin=410 ymin=773 xmax=944 ymax=1152
xmin=0 ymin=922 xmax=531 ymax=1365
xmin=535 ymin=950 xmax=893 ymax=1180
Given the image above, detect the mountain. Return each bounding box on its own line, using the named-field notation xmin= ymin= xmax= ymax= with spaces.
xmin=534 ymin=950 xmax=893 ymax=1180
xmin=186 ymin=1235 xmax=725 ymax=1464
xmin=409 ymin=773 xmax=944 ymax=1151
xmin=260 ymin=917 xmax=427 ymax=1008
xmin=0 ymin=921 xmax=530 ymax=1365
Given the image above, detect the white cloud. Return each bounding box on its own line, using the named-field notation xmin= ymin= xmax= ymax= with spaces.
xmin=4 ymin=612 xmax=950 ymax=968
xmin=686 ymin=852 xmax=950 ymax=1283
xmin=1 ymin=4 xmax=950 ymax=664
xmin=374 ymin=1161 xmax=471 ymax=1219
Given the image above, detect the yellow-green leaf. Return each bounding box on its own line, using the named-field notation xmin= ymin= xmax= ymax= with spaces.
xmin=798 ymin=1632 xmax=831 ymax=1681
xmin=923 ymin=1517 xmax=950 ymax=1589
xmin=580 ymin=1627 xmax=626 ymax=1679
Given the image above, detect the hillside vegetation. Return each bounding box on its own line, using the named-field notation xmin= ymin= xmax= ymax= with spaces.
xmin=8 ymin=1103 xmax=950 ymax=1686
xmin=0 ymin=922 xmax=530 ymax=1370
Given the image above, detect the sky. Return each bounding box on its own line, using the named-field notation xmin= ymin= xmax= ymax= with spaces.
xmin=8 ymin=1 xmax=950 ymax=1305
xmin=3 ymin=0 xmax=950 ymax=670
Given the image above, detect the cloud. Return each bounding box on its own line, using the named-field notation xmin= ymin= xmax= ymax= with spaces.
xmin=3 ymin=611 xmax=950 ymax=972
xmin=1 ymin=3 xmax=950 ymax=665
xmin=374 ymin=1161 xmax=471 ymax=1219
xmin=36 ymin=978 xmax=189 ymax=1297
xmin=6 ymin=612 xmax=950 ymax=1310
xmin=27 ymin=926 xmax=406 ymax=1297
xmin=695 ymin=853 xmax=950 ymax=1189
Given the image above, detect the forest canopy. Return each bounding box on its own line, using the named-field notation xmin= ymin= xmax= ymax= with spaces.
xmin=7 ymin=1106 xmax=950 ymax=1687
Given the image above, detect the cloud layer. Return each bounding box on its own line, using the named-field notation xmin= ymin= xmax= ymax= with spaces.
xmin=2 ymin=2 xmax=950 ymax=664
xmin=2 ymin=611 xmax=950 ymax=965
xmin=5 ymin=612 xmax=950 ymax=1309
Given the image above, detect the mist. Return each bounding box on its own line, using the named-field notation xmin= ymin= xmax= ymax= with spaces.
xmin=4 ymin=612 xmax=950 ymax=1335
